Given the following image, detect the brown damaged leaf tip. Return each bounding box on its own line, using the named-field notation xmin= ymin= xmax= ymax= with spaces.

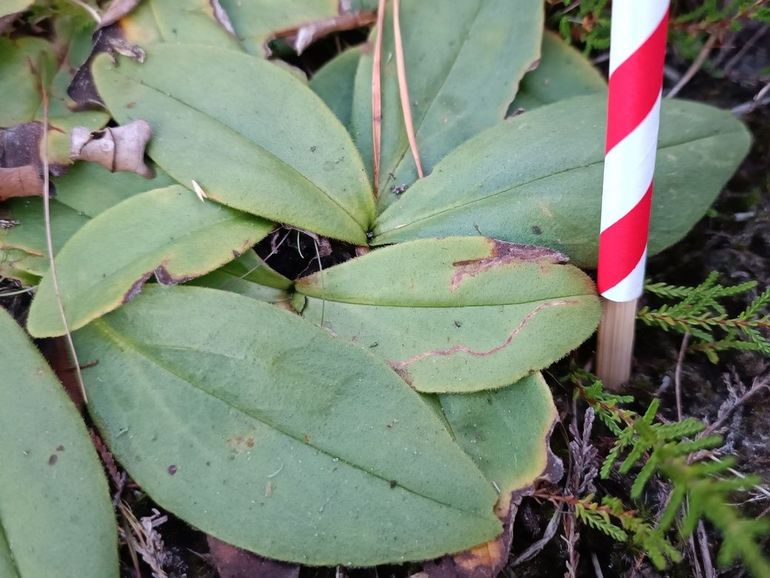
xmin=207 ymin=536 xmax=300 ymax=578
xmin=70 ymin=120 xmax=153 ymax=178
xmin=451 ymin=240 xmax=569 ymax=291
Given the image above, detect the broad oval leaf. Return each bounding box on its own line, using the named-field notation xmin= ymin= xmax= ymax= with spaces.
xmin=509 ymin=30 xmax=606 ymax=113
xmin=92 ymin=44 xmax=374 ymax=244
xmin=27 ymin=185 xmax=273 ymax=337
xmin=295 ymin=237 xmax=600 ymax=393
xmin=373 ymin=96 xmax=752 ymax=267
xmin=0 ymin=309 xmax=118 ymax=578
xmin=351 ymin=0 xmax=543 ymax=208
xmin=74 ymin=286 xmax=501 ymax=565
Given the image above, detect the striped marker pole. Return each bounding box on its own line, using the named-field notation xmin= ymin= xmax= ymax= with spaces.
xmin=596 ymin=0 xmax=670 ymax=389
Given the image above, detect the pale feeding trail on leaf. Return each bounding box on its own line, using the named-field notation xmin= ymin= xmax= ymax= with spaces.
xmin=40 ymin=71 xmax=88 ymax=403
xmin=392 ymin=0 xmax=424 ymax=179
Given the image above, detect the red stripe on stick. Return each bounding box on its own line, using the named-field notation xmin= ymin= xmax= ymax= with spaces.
xmin=598 ymin=182 xmax=654 ymax=293
xmin=605 ymin=11 xmax=669 ymax=153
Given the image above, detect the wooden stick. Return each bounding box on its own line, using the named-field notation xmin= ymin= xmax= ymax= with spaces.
xmin=596 ymin=298 xmax=638 ymax=390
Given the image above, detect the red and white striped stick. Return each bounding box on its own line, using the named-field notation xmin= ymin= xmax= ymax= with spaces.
xmin=596 ymin=0 xmax=670 ymax=388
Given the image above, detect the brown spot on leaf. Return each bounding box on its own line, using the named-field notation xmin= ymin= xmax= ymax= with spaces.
xmin=154 ymin=264 xmax=193 ymax=286
xmin=123 ymin=270 xmax=153 ymax=303
xmin=450 ymin=239 xmax=568 ymax=291
xmin=227 ymin=434 xmax=256 ymax=453
xmin=48 ymin=454 xmax=58 ymax=466
xmin=167 ymin=464 xmax=177 ymax=475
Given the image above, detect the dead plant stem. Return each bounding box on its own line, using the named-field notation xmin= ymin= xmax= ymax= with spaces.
xmin=371 ymin=0 xmax=386 ymax=196
xmin=392 ymin=0 xmax=424 ymax=179
xmin=40 ymin=71 xmax=88 ymax=403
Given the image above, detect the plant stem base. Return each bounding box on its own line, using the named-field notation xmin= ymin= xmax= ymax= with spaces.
xmin=596 ymin=298 xmax=638 ymax=390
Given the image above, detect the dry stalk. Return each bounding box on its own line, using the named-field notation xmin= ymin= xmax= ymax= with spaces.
xmin=392 ymin=0 xmax=424 ymax=179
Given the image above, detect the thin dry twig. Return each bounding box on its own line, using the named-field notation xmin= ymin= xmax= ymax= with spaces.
xmin=696 ymin=520 xmax=716 ymax=578
xmin=392 ymin=0 xmax=424 ymax=179
xmin=371 ymin=0 xmax=387 ymax=196
xmin=702 ymin=371 xmax=770 ymax=437
xmin=40 ymin=70 xmax=88 ymax=404
xmin=666 ymin=33 xmax=718 ymax=98
xmin=674 ymin=333 xmax=691 ymax=421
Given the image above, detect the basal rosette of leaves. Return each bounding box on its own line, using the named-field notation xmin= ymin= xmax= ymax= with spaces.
xmin=0 ymin=0 xmax=751 ymax=572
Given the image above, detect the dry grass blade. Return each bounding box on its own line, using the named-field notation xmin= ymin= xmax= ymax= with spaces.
xmin=392 ymin=0 xmax=424 ymax=179
xmin=40 ymin=69 xmax=88 ymax=403
xmin=371 ymin=0 xmax=387 ymax=197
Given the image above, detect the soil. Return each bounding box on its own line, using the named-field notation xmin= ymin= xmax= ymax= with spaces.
xmin=1 ymin=14 xmax=768 ymax=578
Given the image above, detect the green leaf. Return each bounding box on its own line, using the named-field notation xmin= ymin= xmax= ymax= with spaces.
xmin=435 ymin=372 xmax=558 ymax=494
xmin=118 ymin=0 xmax=241 ymax=50
xmin=189 ymin=250 xmax=292 ymax=303
xmin=0 ymin=308 xmax=118 ymax=578
xmin=0 ymin=163 xmax=176 ymax=272
xmin=373 ymin=96 xmax=752 ymax=267
xmin=27 ymin=185 xmax=273 ymax=337
xmin=295 ymin=237 xmax=600 ymax=393
xmin=0 ymin=248 xmax=40 ymax=285
xmin=217 ymin=0 xmax=339 ymax=56
xmin=350 ymin=0 xmax=543 ymax=208
xmin=0 ymin=0 xmax=31 ymax=18
xmin=93 ymin=44 xmax=374 ymax=244
xmin=75 ymin=285 xmax=501 ymax=565
xmin=309 ymin=46 xmax=362 ymax=130
xmin=509 ymin=30 xmax=606 ymax=113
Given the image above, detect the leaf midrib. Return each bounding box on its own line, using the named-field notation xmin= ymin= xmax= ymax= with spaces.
xmin=115 ymin=68 xmax=367 ymax=231
xmin=0 ymin=505 xmax=22 ymax=578
xmin=299 ymin=293 xmax=596 ymax=308
xmin=376 ymin=126 xmax=743 ymax=236
xmin=91 ymin=318 xmax=493 ymax=520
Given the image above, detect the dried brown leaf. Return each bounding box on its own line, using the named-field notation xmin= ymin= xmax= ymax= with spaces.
xmin=70 ymin=119 xmax=153 ymax=178
xmin=206 ymin=536 xmax=300 ymax=578
xmin=0 ymin=122 xmax=43 ymax=201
